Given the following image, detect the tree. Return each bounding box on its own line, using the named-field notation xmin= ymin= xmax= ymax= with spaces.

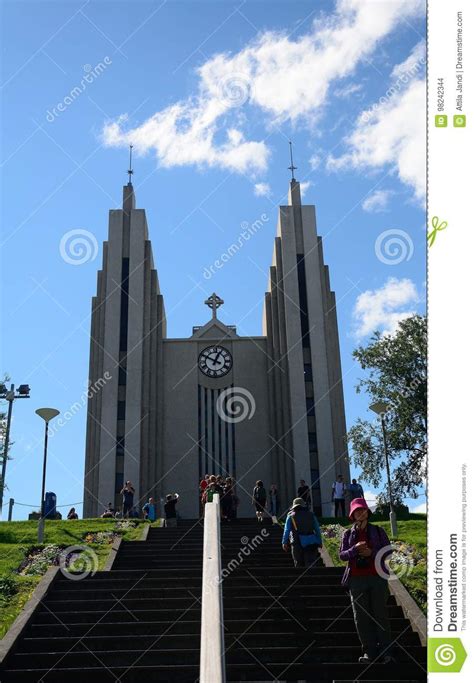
xmin=348 ymin=315 xmax=427 ymax=502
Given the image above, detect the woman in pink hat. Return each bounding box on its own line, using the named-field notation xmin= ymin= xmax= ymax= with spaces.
xmin=339 ymin=497 xmax=395 ymax=664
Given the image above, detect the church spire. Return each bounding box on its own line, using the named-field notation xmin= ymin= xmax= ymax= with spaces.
xmin=123 ymin=144 xmax=136 ymax=212
xmin=287 ymin=140 xmax=301 ymax=206
xmin=288 ymin=140 xmax=297 ymax=181
xmin=127 ymin=144 xmax=134 ymax=185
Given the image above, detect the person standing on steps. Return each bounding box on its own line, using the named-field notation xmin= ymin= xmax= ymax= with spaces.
xmin=339 ymin=497 xmax=396 ymax=664
xmin=282 ymin=497 xmax=322 ymax=567
xmin=297 ymin=479 xmax=311 ymax=508
xmin=142 ymin=497 xmax=156 ymax=522
xmin=199 ymin=474 xmax=209 ymax=515
xmin=332 ymin=474 xmax=347 ymax=517
xmin=221 ymin=478 xmax=234 ymax=522
xmin=269 ymin=483 xmax=279 ymax=517
xmin=349 ymin=478 xmax=365 ymax=501
xmin=252 ymin=480 xmax=267 ymax=522
xmin=164 ymin=493 xmax=179 ymax=527
xmin=120 ymin=481 xmax=135 ymax=518
xmin=203 ymin=475 xmax=223 ymax=504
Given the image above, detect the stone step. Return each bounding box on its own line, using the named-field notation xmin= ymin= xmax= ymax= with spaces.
xmin=9 ymin=644 xmax=425 ymax=668
xmin=18 ymin=630 xmax=421 ymax=652
xmin=0 ymin=664 xmax=426 ymax=683
xmin=36 ymin=596 xmax=204 ymax=611
xmin=33 ymin=602 xmax=404 ymax=619
xmin=224 ymin=661 xmax=426 ymax=682
xmin=32 ymin=608 xmax=202 ymax=624
xmin=0 ymin=665 xmax=201 ymax=683
xmin=26 ymin=620 xmax=203 ymax=638
xmin=27 ymin=616 xmax=413 ymax=636
xmin=224 ymin=645 xmax=426 ymax=664
xmin=50 ymin=581 xmax=348 ymax=596
xmin=9 ymin=649 xmax=202 ymax=668
xmin=46 ymin=590 xmax=390 ymax=606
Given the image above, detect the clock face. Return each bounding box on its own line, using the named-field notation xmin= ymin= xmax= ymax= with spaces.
xmin=198 ymin=345 xmax=233 ymax=378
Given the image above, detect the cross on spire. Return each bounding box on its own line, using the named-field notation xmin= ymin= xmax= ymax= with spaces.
xmin=205 ymin=292 xmax=224 ymax=319
xmin=288 ymin=140 xmax=297 ymax=181
xmin=127 ymin=144 xmax=134 ymax=184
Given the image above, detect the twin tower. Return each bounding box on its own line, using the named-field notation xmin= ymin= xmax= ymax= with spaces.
xmin=83 ymin=176 xmax=350 ymax=518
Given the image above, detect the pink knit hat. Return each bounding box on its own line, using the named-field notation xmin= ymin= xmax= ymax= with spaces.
xmin=348 ymin=497 xmax=371 ymax=521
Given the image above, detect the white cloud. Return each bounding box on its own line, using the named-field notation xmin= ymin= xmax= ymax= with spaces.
xmin=300 ymin=180 xmax=312 ymax=198
xmin=391 ymin=40 xmax=426 ymax=80
xmin=309 ymin=153 xmax=322 ymax=170
xmin=334 ymin=82 xmax=363 ymax=99
xmin=102 ymin=0 xmax=424 ymax=176
xmin=254 ymin=182 xmax=271 ymax=197
xmin=362 ymin=189 xmax=393 ymax=213
xmin=328 ymin=79 xmax=425 ymax=202
xmin=328 ymin=39 xmax=426 ymax=203
xmin=360 ymin=489 xmax=379 ymax=511
xmin=410 ymin=501 xmax=426 ymax=513
xmin=352 ymin=277 xmax=419 ymax=338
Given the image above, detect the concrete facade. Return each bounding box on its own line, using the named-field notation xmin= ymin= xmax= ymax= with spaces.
xmin=83 ymin=179 xmax=349 ymax=519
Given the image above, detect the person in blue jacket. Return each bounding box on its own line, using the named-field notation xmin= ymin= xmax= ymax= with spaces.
xmin=282 ymin=497 xmax=322 ymax=567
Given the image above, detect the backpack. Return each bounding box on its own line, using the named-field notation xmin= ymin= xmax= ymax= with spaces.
xmin=290 ymin=512 xmax=319 ymax=548
xmin=254 ymin=486 xmax=266 ymax=502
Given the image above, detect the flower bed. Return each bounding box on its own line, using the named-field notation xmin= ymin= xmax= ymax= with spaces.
xmin=83 ymin=531 xmax=119 ymax=544
xmin=18 ymin=545 xmax=65 ymax=576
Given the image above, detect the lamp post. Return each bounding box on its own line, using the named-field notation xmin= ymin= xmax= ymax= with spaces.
xmin=35 ymin=408 xmax=60 ymax=542
xmin=369 ymin=401 xmax=398 ymax=537
xmin=0 ymin=383 xmax=31 ymax=516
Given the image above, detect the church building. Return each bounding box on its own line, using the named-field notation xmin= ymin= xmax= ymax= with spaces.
xmin=83 ymin=163 xmax=350 ymax=518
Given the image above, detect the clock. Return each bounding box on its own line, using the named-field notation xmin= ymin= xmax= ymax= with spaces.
xmin=198 ymin=345 xmax=233 ymax=378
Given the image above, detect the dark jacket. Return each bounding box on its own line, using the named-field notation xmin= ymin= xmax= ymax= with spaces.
xmin=282 ymin=508 xmax=322 ymax=546
xmin=339 ymin=522 xmax=391 ymax=587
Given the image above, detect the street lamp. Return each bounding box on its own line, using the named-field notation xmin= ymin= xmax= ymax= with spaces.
xmin=35 ymin=408 xmax=60 ymax=542
xmin=369 ymin=401 xmax=398 ymax=537
xmin=0 ymin=383 xmax=31 ymax=516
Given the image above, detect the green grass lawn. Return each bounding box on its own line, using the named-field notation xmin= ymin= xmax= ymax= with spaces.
xmin=0 ymin=518 xmax=159 ymax=638
xmin=320 ymin=515 xmax=427 ymax=613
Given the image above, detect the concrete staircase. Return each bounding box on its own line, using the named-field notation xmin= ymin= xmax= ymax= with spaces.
xmin=1 ymin=517 xmax=427 ymax=682
xmin=0 ymin=520 xmax=204 ymax=682
xmin=221 ymin=518 xmax=427 ymax=682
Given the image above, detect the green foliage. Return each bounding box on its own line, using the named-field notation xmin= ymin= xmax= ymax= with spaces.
xmin=348 ymin=315 xmax=427 ymax=501
xmin=0 ymin=518 xmax=147 ymax=636
xmin=0 ymin=576 xmax=17 ymax=600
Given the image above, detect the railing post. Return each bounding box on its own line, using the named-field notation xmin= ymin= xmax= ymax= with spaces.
xmin=8 ymin=498 xmax=14 ymax=521
xmin=200 ymin=493 xmax=225 ymax=682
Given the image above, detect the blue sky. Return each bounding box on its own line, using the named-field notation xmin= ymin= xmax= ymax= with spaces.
xmin=1 ymin=0 xmax=426 ymax=519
